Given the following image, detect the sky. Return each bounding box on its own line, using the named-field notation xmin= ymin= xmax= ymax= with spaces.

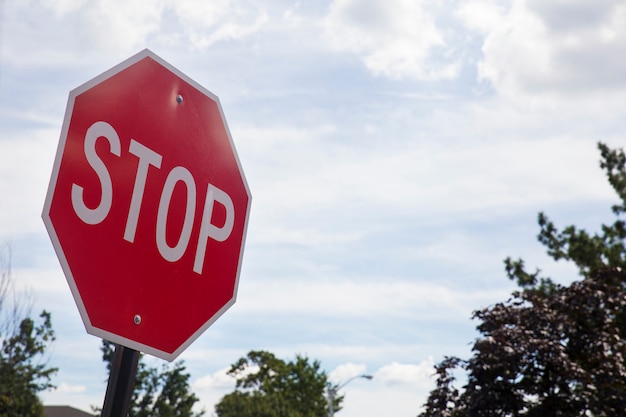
xmin=1 ymin=0 xmax=626 ymax=416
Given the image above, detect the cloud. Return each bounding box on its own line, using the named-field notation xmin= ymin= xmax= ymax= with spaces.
xmin=235 ymin=278 xmax=509 ymax=321
xmin=321 ymin=0 xmax=626 ymax=91
xmin=0 ymin=127 xmax=58 ymax=239
xmin=329 ymin=362 xmax=370 ymax=383
xmin=239 ymin=121 xmax=612 ymax=249
xmin=52 ymin=382 xmax=87 ymax=393
xmin=375 ymin=358 xmax=435 ymax=385
xmin=193 ymin=367 xmax=236 ymax=390
xmin=462 ymin=0 xmax=626 ymax=98
xmin=2 ymin=0 xmax=268 ymax=68
xmin=39 ymin=0 xmax=87 ymax=16
xmin=77 ymin=1 xmax=165 ymax=54
xmin=455 ymin=0 xmax=510 ymax=34
xmin=527 ymin=0 xmax=619 ymax=33
xmin=171 ymin=0 xmax=269 ymax=49
xmin=322 ymin=0 xmax=458 ymax=80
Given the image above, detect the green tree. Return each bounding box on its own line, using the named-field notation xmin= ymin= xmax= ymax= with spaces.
xmin=419 ymin=143 xmax=626 ymax=417
xmin=215 ymin=350 xmax=336 ymax=417
xmin=99 ymin=340 xmax=203 ymax=417
xmin=0 ymin=246 xmax=57 ymax=417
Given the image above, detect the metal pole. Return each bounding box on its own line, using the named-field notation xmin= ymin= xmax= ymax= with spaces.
xmin=101 ymin=344 xmax=140 ymax=417
xmin=328 ymin=387 xmax=335 ymax=417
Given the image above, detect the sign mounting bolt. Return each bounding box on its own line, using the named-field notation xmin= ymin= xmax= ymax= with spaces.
xmin=134 ymin=315 xmax=141 ymax=325
xmin=176 ymin=95 xmax=183 ymax=104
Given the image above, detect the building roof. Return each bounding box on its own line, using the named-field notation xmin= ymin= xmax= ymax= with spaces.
xmin=43 ymin=406 xmax=95 ymax=417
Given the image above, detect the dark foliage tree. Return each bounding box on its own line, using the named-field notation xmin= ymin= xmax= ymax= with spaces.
xmin=99 ymin=340 xmax=203 ymax=417
xmin=0 ymin=246 xmax=57 ymax=417
xmin=419 ymin=143 xmax=626 ymax=417
xmin=215 ymin=350 xmax=336 ymax=417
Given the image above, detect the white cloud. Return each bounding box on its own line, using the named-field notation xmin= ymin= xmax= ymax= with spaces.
xmin=526 ymin=0 xmax=620 ymax=33
xmin=2 ymin=1 xmax=164 ymax=68
xmin=0 ymin=127 xmax=58 ymax=239
xmin=172 ymin=0 xmax=269 ymax=49
xmin=77 ymin=0 xmax=166 ymax=54
xmin=468 ymin=0 xmax=626 ymax=98
xmin=375 ymin=358 xmax=434 ymax=385
xmin=329 ymin=362 xmax=369 ymax=383
xmin=235 ymin=278 xmax=509 ymax=320
xmin=41 ymin=381 xmax=101 ymax=414
xmin=193 ymin=367 xmax=236 ymax=390
xmin=170 ymin=0 xmax=232 ymax=28
xmin=2 ymin=0 xmax=268 ymax=69
xmin=455 ymin=0 xmax=510 ymax=34
xmin=40 ymin=0 xmax=87 ymax=16
xmin=241 ymin=121 xmax=612 ymax=249
xmin=52 ymin=382 xmax=87 ymax=393
xmin=323 ymin=0 xmax=458 ymax=80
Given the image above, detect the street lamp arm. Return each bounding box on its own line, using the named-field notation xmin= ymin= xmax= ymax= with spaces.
xmin=335 ymin=374 xmax=373 ymax=392
xmin=327 ymin=374 xmax=373 ymax=417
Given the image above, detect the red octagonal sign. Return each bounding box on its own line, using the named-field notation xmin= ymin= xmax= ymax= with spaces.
xmin=42 ymin=49 xmax=251 ymax=361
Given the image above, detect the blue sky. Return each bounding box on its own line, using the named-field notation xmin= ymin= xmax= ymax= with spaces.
xmin=1 ymin=0 xmax=626 ymax=416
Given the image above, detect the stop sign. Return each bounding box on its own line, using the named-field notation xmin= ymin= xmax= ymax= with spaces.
xmin=42 ymin=49 xmax=251 ymax=361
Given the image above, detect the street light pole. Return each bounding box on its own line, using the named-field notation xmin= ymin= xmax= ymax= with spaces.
xmin=327 ymin=374 xmax=373 ymax=417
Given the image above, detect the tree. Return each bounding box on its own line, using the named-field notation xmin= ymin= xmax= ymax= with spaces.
xmin=99 ymin=340 xmax=203 ymax=417
xmin=419 ymin=143 xmax=626 ymax=417
xmin=215 ymin=350 xmax=336 ymax=417
xmin=0 ymin=245 xmax=57 ymax=417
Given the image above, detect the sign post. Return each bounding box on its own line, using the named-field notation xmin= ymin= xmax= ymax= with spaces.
xmin=101 ymin=345 xmax=140 ymax=417
xmin=42 ymin=49 xmax=251 ymax=413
